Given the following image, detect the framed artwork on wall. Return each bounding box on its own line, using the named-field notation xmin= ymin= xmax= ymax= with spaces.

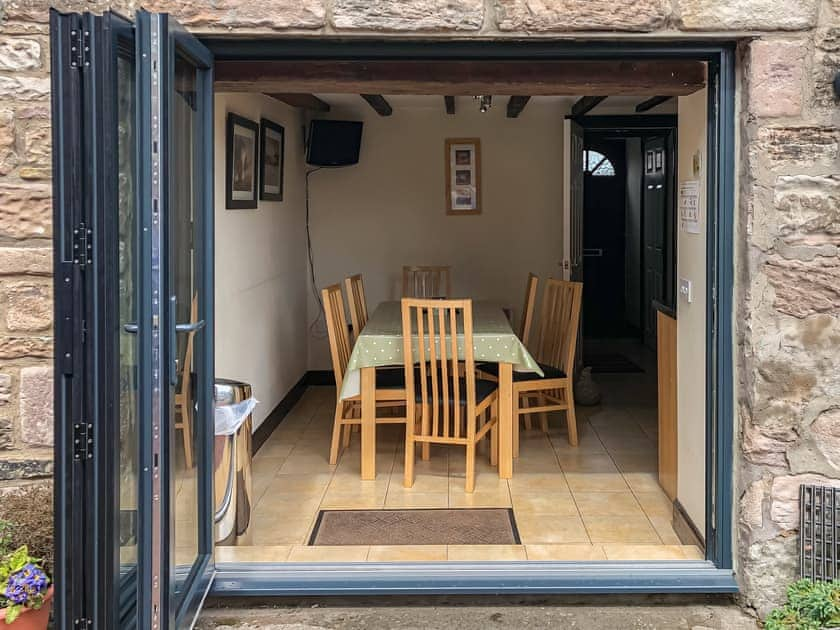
xmin=225 ymin=112 xmax=259 ymax=209
xmin=259 ymin=118 xmax=285 ymax=202
xmin=445 ymin=138 xmax=481 ymax=215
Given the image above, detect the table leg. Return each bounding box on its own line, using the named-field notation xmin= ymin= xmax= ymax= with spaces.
xmin=498 ymin=362 xmax=513 ymax=479
xmin=360 ymin=366 xmax=376 ymax=480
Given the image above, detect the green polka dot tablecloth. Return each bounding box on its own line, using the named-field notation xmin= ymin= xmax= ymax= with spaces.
xmin=339 ymin=301 xmax=543 ymax=400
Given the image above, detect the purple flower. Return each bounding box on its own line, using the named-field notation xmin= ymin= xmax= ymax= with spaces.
xmin=4 ymin=564 xmax=48 ymax=606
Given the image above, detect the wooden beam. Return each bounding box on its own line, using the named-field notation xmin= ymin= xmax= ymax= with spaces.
xmin=506 ymin=95 xmax=531 ymax=118
xmin=215 ymin=60 xmax=707 ymax=96
xmin=571 ymin=96 xmax=607 ymax=117
xmin=361 ymin=94 xmax=393 ymax=116
xmin=444 ymin=95 xmax=456 ymax=115
xmin=264 ymin=93 xmax=331 ymax=112
xmin=635 ymin=95 xmax=673 ymax=112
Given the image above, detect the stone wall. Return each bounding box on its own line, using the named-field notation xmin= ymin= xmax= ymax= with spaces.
xmin=0 ymin=0 xmax=838 ymax=618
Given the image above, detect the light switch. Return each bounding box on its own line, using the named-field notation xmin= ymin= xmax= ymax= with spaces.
xmin=679 ymin=278 xmax=693 ymax=303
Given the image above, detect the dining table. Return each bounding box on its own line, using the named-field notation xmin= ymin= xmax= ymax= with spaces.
xmin=339 ymin=300 xmax=543 ymax=481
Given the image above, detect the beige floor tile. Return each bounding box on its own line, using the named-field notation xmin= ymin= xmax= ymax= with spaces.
xmin=394 ymin=472 xmax=450 ymax=494
xmin=278 ymin=451 xmax=337 ymax=475
xmin=564 ymin=472 xmax=630 ymax=493
xmin=516 ymin=514 xmax=590 ymax=544
xmin=385 ymin=492 xmax=449 ymax=509
xmin=682 ymin=545 xmax=705 ymax=560
xmin=449 ymin=489 xmax=512 ymax=508
xmin=610 ymin=450 xmax=658 ymax=474
xmin=623 ymin=472 xmax=663 ymax=493
xmin=251 ymin=456 xmax=287 ymax=477
xmin=508 ymin=472 xmax=570 ymax=494
xmin=510 ymin=492 xmax=578 ymax=516
xmin=602 ymin=544 xmax=688 ymax=561
xmin=256 ymin=440 xmax=295 ymax=460
xmin=252 ymin=516 xmax=315 ymax=545
xmin=447 ymin=545 xmax=527 ymax=561
xmin=320 ymin=489 xmax=387 ymax=509
xmin=583 ymin=515 xmax=660 ymax=544
xmin=512 ymin=456 xmax=563 ymax=474
xmin=635 ymin=491 xmax=674 ymax=518
xmin=254 ymin=493 xmax=323 ymax=517
xmin=215 ymin=545 xmax=291 ymax=563
xmin=450 ymin=472 xmax=510 ymax=495
xmin=328 ymin=473 xmax=390 ymax=494
xmin=573 ymin=492 xmax=645 ymax=518
xmin=287 ymin=545 xmax=369 ymax=562
xmin=556 ymin=453 xmax=619 ymax=473
xmin=272 ymin=473 xmax=333 ymax=494
xmin=648 ymin=516 xmax=682 ymax=545
xmin=525 ymin=544 xmax=607 ymax=561
xmin=367 ymin=545 xmax=447 ymax=562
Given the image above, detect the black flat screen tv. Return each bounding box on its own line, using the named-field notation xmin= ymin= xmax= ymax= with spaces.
xmin=306 ymin=120 xmax=363 ymax=167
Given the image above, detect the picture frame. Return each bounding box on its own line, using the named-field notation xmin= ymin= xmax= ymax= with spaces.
xmin=259 ymin=118 xmax=285 ymax=202
xmin=225 ymin=112 xmax=259 ymax=209
xmin=445 ymin=138 xmax=481 ymax=215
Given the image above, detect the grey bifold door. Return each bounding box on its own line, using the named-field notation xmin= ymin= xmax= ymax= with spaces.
xmin=50 ymin=9 xmax=214 ymax=629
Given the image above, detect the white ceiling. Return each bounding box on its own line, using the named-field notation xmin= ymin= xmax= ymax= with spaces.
xmin=314 ymin=94 xmax=677 ymax=115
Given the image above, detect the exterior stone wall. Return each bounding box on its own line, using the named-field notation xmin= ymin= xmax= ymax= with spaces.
xmin=0 ymin=0 xmax=838 ymax=618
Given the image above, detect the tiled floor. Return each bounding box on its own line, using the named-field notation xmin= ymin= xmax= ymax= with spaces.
xmin=216 ymin=347 xmax=703 ymax=563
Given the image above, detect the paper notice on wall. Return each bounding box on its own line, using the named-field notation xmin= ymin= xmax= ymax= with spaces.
xmin=679 ymin=180 xmax=701 ymax=234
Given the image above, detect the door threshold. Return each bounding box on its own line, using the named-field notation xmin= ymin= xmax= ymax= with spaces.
xmin=212 ymin=560 xmax=737 ymax=595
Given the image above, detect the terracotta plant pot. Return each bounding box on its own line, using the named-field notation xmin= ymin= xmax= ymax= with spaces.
xmin=0 ymin=586 xmax=53 ymax=630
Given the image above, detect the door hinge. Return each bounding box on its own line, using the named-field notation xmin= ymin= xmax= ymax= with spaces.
xmin=73 ymin=222 xmax=92 ymax=268
xmin=69 ymin=27 xmax=90 ymax=69
xmin=73 ymin=422 xmax=93 ymax=462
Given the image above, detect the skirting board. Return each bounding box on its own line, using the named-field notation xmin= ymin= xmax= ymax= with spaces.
xmin=673 ymin=499 xmax=705 ymax=551
xmin=251 ymin=371 xmax=337 ymax=455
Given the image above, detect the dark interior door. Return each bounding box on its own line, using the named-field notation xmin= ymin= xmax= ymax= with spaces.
xmin=642 ymin=136 xmax=668 ymax=349
xmin=582 ymin=137 xmax=627 ymax=338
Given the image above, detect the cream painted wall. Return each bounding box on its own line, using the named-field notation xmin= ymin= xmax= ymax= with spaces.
xmin=214 ymin=93 xmax=308 ymax=430
xmin=305 ymin=98 xmax=565 ymax=369
xmin=676 ymin=87 xmax=708 ymax=533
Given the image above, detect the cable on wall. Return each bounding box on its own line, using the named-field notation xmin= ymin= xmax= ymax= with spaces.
xmin=306 ymin=167 xmax=327 ymax=338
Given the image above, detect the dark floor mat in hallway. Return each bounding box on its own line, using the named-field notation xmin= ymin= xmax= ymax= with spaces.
xmin=309 ymin=509 xmax=520 ymax=546
xmin=584 ymin=353 xmax=644 ymax=374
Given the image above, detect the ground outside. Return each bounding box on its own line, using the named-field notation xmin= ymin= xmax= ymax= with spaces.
xmin=196 ymin=596 xmax=759 ymax=629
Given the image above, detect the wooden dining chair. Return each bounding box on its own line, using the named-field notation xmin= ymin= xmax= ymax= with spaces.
xmin=174 ymin=294 xmax=198 ymax=469
xmin=402 ymin=265 xmax=451 ymax=298
xmin=344 ymin=273 xmax=368 ymax=344
xmin=514 ymin=279 xmax=583 ymax=446
xmin=519 ymin=272 xmax=539 ymax=347
xmin=322 ymin=284 xmax=408 ymax=466
xmin=477 ymin=272 xmax=539 ymax=453
xmin=401 ymin=298 xmax=499 ymax=493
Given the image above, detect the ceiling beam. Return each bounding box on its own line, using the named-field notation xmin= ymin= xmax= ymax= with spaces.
xmin=361 ymin=94 xmax=393 ymax=116
xmin=506 ymin=95 xmax=531 ymax=118
xmin=635 ymin=95 xmax=673 ymax=112
xmin=264 ymin=93 xmax=331 ymax=112
xmin=215 ymin=60 xmax=706 ymax=96
xmin=571 ymin=96 xmax=607 ymax=117
xmin=444 ymin=95 xmax=456 ymax=115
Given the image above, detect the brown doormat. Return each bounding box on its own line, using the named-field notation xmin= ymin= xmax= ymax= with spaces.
xmin=309 ymin=508 xmax=520 ymax=546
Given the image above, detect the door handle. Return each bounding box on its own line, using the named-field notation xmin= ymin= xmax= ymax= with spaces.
xmin=124 ymin=323 xmax=139 ymax=334
xmin=169 ymin=295 xmax=205 ymax=386
xmin=125 ymin=320 xmax=204 ymax=334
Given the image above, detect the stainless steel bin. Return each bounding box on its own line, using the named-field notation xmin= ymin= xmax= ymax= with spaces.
xmin=213 ymin=378 xmax=254 ymax=546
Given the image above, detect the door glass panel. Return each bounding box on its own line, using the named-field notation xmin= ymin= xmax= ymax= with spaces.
xmin=117 ymin=48 xmax=139 ymax=601
xmin=171 ymin=51 xmax=201 ymax=599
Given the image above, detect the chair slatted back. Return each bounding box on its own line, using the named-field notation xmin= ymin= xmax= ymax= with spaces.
xmin=401 ymin=298 xmax=476 ymax=441
xmin=402 ymin=265 xmax=451 ymax=299
xmin=534 ymin=279 xmax=583 ymax=377
xmin=344 ymin=274 xmax=369 ymax=342
xmin=519 ymin=273 xmax=539 ymax=346
xmin=322 ymin=284 xmax=352 ymax=392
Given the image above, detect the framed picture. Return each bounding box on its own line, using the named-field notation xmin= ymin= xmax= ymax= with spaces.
xmin=225 ymin=112 xmax=258 ymax=209
xmin=445 ymin=138 xmax=481 ymax=215
xmin=259 ymin=118 xmax=285 ymax=201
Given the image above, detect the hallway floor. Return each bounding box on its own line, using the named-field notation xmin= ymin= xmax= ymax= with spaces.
xmin=215 ymin=350 xmax=702 ymax=563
